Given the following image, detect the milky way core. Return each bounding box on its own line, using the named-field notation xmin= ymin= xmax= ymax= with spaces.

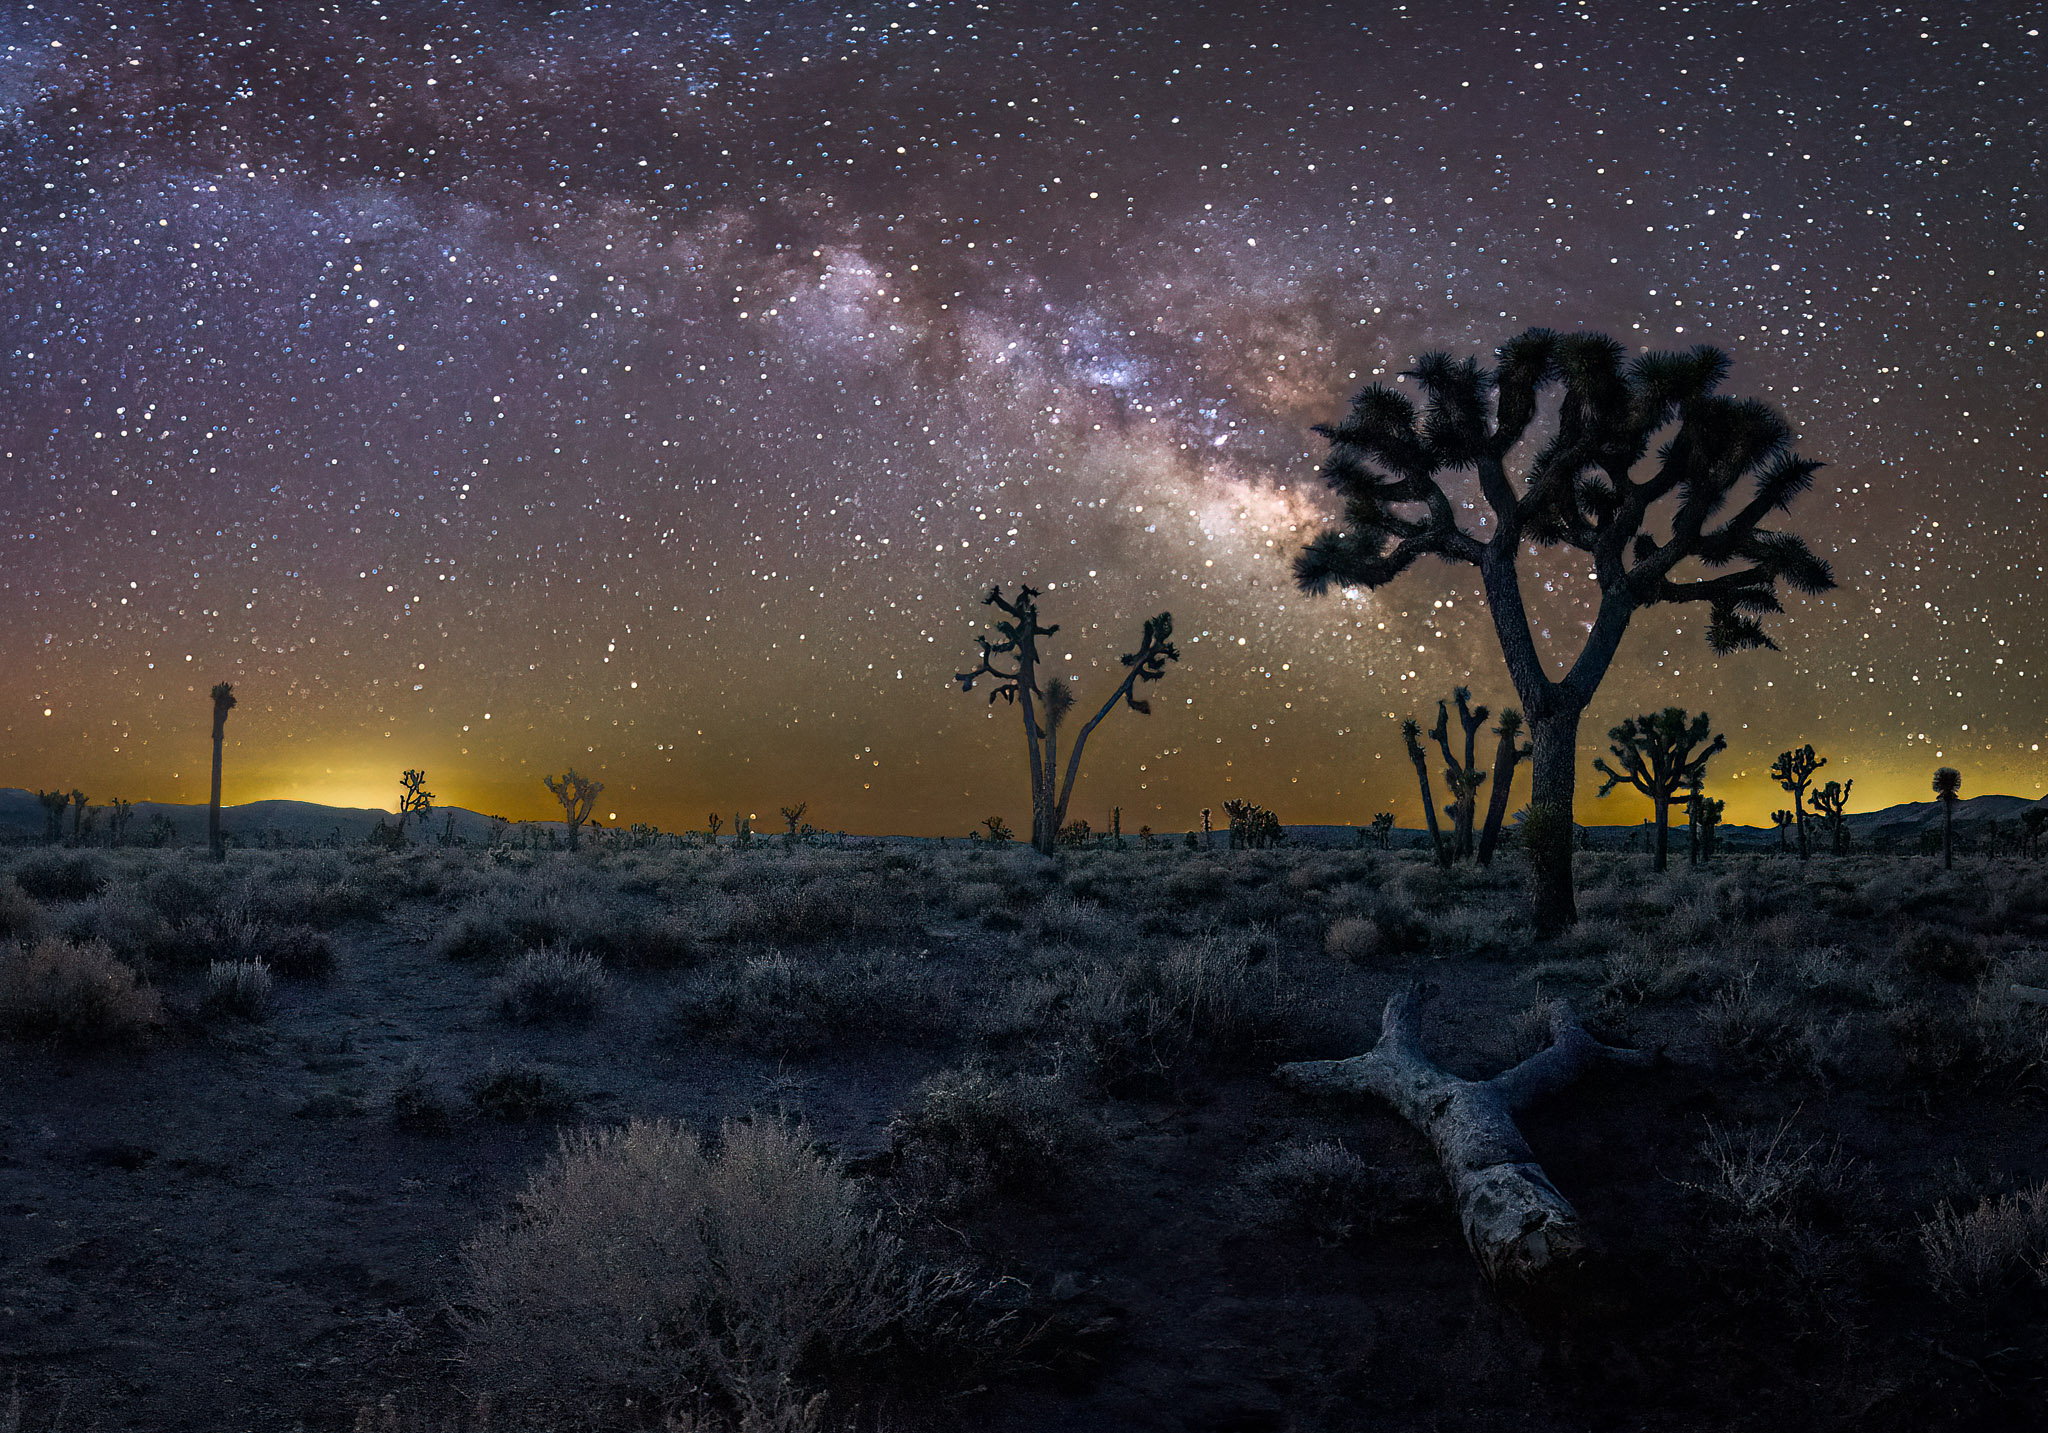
xmin=2 ymin=2 xmax=2041 ymax=833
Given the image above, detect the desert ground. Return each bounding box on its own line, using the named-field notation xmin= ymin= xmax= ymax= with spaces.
xmin=3 ymin=837 xmax=2047 ymax=1431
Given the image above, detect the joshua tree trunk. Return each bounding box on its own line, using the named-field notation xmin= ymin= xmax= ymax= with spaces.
xmin=1651 ymin=792 xmax=1671 ymax=873
xmin=1277 ymin=989 xmax=1654 ymax=1290
xmin=207 ymin=682 xmax=236 ymax=862
xmin=1524 ymin=707 xmax=1582 ymax=936
xmin=1476 ymin=712 xmax=1529 ymax=867
xmin=1402 ymin=722 xmax=1451 ymax=867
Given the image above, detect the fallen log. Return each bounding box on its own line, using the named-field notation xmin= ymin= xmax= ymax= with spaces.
xmin=1276 ymin=989 xmax=1654 ymax=1290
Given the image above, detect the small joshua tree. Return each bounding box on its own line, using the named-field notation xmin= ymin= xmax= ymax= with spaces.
xmin=1400 ymin=718 xmax=1451 ymax=867
xmin=1694 ymin=791 xmax=1725 ymax=861
xmin=106 ymin=797 xmax=134 ymax=847
xmin=1477 ymin=709 xmax=1532 ymax=866
xmin=1771 ymin=809 xmax=1796 ymax=854
xmin=1810 ymin=778 xmax=1853 ymax=856
xmin=705 ymin=812 xmax=724 ymax=846
xmin=36 ymin=789 xmax=69 ymax=844
xmin=1591 ymin=708 xmax=1726 ymax=873
xmin=1370 ymin=811 xmax=1396 ymax=850
xmin=396 ymin=768 xmax=434 ymax=837
xmin=542 ymin=768 xmax=602 ymax=851
xmin=733 ymin=813 xmax=754 ymax=850
xmin=208 ymin=682 xmax=237 ymax=861
xmin=1932 ymin=766 xmax=1962 ymax=870
xmin=780 ymin=802 xmax=808 ymax=849
xmin=1223 ymin=799 xmax=1283 ymax=849
xmin=1295 ymin=330 xmax=1833 ymax=932
xmin=982 ymin=814 xmax=1013 ymax=843
xmin=1430 ymin=689 xmax=1490 ymax=859
xmin=1770 ymin=745 xmax=1826 ymax=860
xmin=1202 ymin=807 xmax=1214 ymax=849
xmin=957 ymin=584 xmax=1179 ymax=855
xmin=68 ymin=790 xmax=88 ymax=840
xmin=2024 ymin=807 xmax=2047 ymax=860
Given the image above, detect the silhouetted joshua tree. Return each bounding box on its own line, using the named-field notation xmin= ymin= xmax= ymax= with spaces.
xmin=1771 ymin=809 xmax=1796 ymax=854
xmin=1295 ymin=331 xmax=1832 ymax=932
xmin=67 ymin=790 xmax=88 ymax=840
xmin=1770 ymin=745 xmax=1825 ymax=860
xmin=1431 ymin=688 xmax=1490 ymax=859
xmin=1932 ymin=766 xmax=1962 ymax=869
xmin=1223 ymin=799 xmax=1284 ymax=849
xmin=1400 ymin=718 xmax=1452 ymax=867
xmin=705 ymin=812 xmax=724 ymax=845
xmin=107 ymin=797 xmax=134 ymax=847
xmin=36 ymin=789 xmax=68 ymax=844
xmin=396 ymin=769 xmax=434 ymax=836
xmin=780 ymin=802 xmax=808 ymax=849
xmin=1810 ymin=778 xmax=1853 ymax=856
xmin=1694 ymin=789 xmax=1725 ymax=862
xmin=1591 ymin=708 xmax=1726 ymax=873
xmin=1477 ymin=709 xmax=1532 ymax=866
xmin=957 ymin=584 xmax=1178 ymax=855
xmin=2024 ymin=807 xmax=2047 ymax=860
xmin=543 ymin=768 xmax=602 ymax=851
xmin=1370 ymin=811 xmax=1396 ymax=850
xmin=982 ymin=815 xmax=1013 ymax=843
xmin=208 ymin=682 xmax=237 ymax=861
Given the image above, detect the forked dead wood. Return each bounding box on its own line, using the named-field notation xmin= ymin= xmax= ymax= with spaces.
xmin=1276 ymin=988 xmax=1655 ymax=1290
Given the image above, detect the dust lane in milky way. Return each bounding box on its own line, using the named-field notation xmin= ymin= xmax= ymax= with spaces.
xmin=1 ymin=2 xmax=2040 ymax=832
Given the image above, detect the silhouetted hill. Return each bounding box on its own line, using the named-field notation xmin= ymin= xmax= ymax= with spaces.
xmin=0 ymin=789 xmax=515 ymax=845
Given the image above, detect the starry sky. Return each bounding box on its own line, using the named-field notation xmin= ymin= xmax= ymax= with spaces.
xmin=1 ymin=1 xmax=2041 ymax=835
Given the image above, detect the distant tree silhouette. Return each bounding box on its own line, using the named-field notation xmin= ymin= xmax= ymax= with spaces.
xmin=208 ymin=682 xmax=237 ymax=861
xmin=1399 ymin=718 xmax=1452 ymax=866
xmin=1810 ymin=778 xmax=1853 ymax=856
xmin=733 ymin=813 xmax=754 ymax=850
xmin=1295 ymin=330 xmax=1833 ymax=932
xmin=1770 ymin=746 xmax=1825 ymax=859
xmin=1932 ymin=766 xmax=1962 ymax=869
xmin=1695 ymin=790 xmax=1725 ymax=861
xmin=1592 ymin=708 xmax=1726 ymax=873
xmin=982 ymin=814 xmax=1013 ymax=843
xmin=780 ymin=802 xmax=808 ymax=849
xmin=705 ymin=812 xmax=724 ymax=845
xmin=1429 ymin=688 xmax=1489 ymax=859
xmin=2024 ymin=807 xmax=2047 ymax=861
xmin=396 ymin=769 xmax=434 ymax=836
xmin=35 ymin=789 xmax=68 ymax=844
xmin=1771 ymin=809 xmax=1796 ymax=854
xmin=106 ymin=797 xmax=134 ymax=847
xmin=1476 ymin=709 xmax=1532 ymax=866
xmin=67 ymin=790 xmax=88 ymax=840
xmin=1223 ymin=799 xmax=1284 ymax=849
xmin=1370 ymin=811 xmax=1396 ymax=850
xmin=957 ymin=584 xmax=1178 ymax=855
xmin=543 ymin=768 xmax=602 ymax=851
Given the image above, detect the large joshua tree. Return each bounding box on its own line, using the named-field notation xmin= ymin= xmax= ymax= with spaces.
xmin=1932 ymin=766 xmax=1962 ymax=869
xmin=1295 ymin=331 xmax=1833 ymax=932
xmin=208 ymin=682 xmax=237 ymax=861
xmin=1591 ymin=708 xmax=1726 ymax=873
xmin=1770 ymin=745 xmax=1825 ymax=860
xmin=956 ymin=584 xmax=1179 ymax=855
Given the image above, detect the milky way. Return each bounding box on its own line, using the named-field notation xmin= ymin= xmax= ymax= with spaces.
xmin=1 ymin=1 xmax=2041 ymax=833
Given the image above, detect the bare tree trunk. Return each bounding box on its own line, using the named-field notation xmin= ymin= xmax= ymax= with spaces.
xmin=1651 ymin=793 xmax=1670 ymax=873
xmin=1526 ymin=710 xmax=1580 ymax=935
xmin=208 ymin=721 xmax=227 ymax=861
xmin=1476 ymin=727 xmax=1521 ymax=867
xmin=1277 ymin=990 xmax=1653 ymax=1290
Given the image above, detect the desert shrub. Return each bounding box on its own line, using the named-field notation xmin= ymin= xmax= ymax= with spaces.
xmin=1885 ymin=985 xmax=2048 ymax=1090
xmin=1599 ymin=944 xmax=1715 ymax=1007
xmin=1919 ymin=1182 xmax=2048 ymax=1305
xmin=1066 ymin=933 xmax=1282 ymax=1091
xmin=0 ymin=937 xmax=162 ymax=1045
xmin=433 ymin=902 xmax=519 ymax=964
xmin=253 ymin=923 xmax=335 ymax=980
xmin=11 ymin=851 xmax=107 ymax=903
xmin=467 ymin=1063 xmax=580 ymax=1121
xmin=492 ymin=946 xmax=609 ymax=1025
xmin=56 ymin=889 xmax=178 ymax=968
xmin=142 ymin=861 xmax=230 ymax=922
xmin=1163 ymin=861 xmax=1228 ymax=903
xmin=587 ymin=911 xmax=698 ymax=971
xmin=391 ymin=1060 xmax=456 ymax=1135
xmin=202 ymin=958 xmax=273 ymax=1021
xmin=671 ymin=948 xmax=947 ymax=1055
xmin=1895 ymin=924 xmax=1991 ymax=982
xmin=1322 ymin=915 xmax=1385 ymax=962
xmin=886 ymin=1066 xmax=1089 ymax=1214
xmin=1033 ymin=893 xmax=1112 ymax=946
xmin=1791 ymin=945 xmax=1898 ymax=1009
xmin=949 ymin=881 xmax=1008 ymax=920
xmin=1235 ymin=1140 xmax=1389 ymax=1246
xmin=249 ymin=872 xmax=383 ymax=929
xmin=0 ymin=882 xmax=43 ymax=941
xmin=457 ymin=1117 xmax=981 ymax=1427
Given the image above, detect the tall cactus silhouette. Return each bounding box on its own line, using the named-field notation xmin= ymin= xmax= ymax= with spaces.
xmin=1430 ymin=688 xmax=1490 ymax=859
xmin=1476 ymin=709 xmax=1532 ymax=866
xmin=1592 ymin=708 xmax=1726 ymax=873
xmin=1771 ymin=809 xmax=1796 ymax=854
xmin=1295 ymin=330 xmax=1832 ymax=932
xmin=35 ymin=789 xmax=68 ymax=844
xmin=1401 ymin=717 xmax=1451 ymax=867
xmin=208 ymin=682 xmax=237 ymax=861
xmin=958 ymin=584 xmax=1178 ymax=855
xmin=1810 ymin=778 xmax=1853 ymax=856
xmin=1931 ymin=766 xmax=1962 ymax=869
xmin=396 ymin=769 xmax=434 ymax=837
xmin=543 ymin=768 xmax=602 ymax=851
xmin=1770 ymin=745 xmax=1826 ymax=859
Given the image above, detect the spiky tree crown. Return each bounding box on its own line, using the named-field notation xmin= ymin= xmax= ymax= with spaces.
xmin=1593 ymin=707 xmax=1727 ymax=802
xmin=1295 ymin=329 xmax=1833 ymax=655
xmin=1931 ymin=766 xmax=1962 ymax=802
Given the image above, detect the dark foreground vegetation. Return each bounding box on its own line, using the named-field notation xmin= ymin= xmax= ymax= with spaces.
xmin=4 ymin=839 xmax=2048 ymax=1431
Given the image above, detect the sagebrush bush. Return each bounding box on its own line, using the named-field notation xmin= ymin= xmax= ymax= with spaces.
xmin=1919 ymin=1182 xmax=2048 ymax=1305
xmin=391 ymin=1059 xmax=456 ymax=1134
xmin=1066 ymin=933 xmax=1282 ymax=1091
xmin=467 ymin=1063 xmax=579 ymax=1121
xmin=491 ymin=946 xmax=609 ymax=1025
xmin=0 ymin=936 xmax=162 ymax=1044
xmin=0 ymin=881 xmax=44 ymax=941
xmin=142 ymin=860 xmax=230 ymax=922
xmin=203 ymin=958 xmax=273 ymax=1021
xmin=671 ymin=948 xmax=948 ymax=1055
xmin=886 ymin=1065 xmax=1089 ymax=1214
xmin=1235 ymin=1139 xmax=1387 ymax=1246
xmin=10 ymin=850 xmax=107 ymax=903
xmin=1896 ymin=924 xmax=1990 ymax=983
xmin=457 ymin=1117 xmax=982 ymax=1427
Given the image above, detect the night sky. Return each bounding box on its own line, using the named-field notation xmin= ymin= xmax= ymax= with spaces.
xmin=1 ymin=1 xmax=2040 ymax=835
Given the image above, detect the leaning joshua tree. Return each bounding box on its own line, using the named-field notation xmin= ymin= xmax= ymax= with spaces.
xmin=208 ymin=682 xmax=237 ymax=861
xmin=1430 ymin=689 xmax=1490 ymax=859
xmin=1279 ymin=987 xmax=1654 ymax=1290
xmin=1295 ymin=331 xmax=1832 ymax=932
xmin=1591 ymin=708 xmax=1726 ymax=874
xmin=1932 ymin=766 xmax=1962 ymax=869
xmin=957 ymin=584 xmax=1179 ymax=855
xmin=1476 ymin=708 xmax=1533 ymax=867
xmin=1400 ymin=718 xmax=1452 ymax=866
xmin=543 ymin=768 xmax=602 ymax=851
xmin=1810 ymin=778 xmax=1853 ymax=856
xmin=396 ymin=768 xmax=434 ymax=837
xmin=1770 ymin=745 xmax=1826 ymax=860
